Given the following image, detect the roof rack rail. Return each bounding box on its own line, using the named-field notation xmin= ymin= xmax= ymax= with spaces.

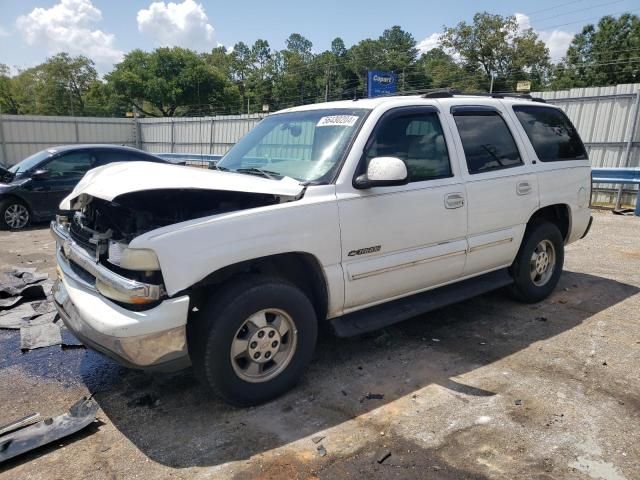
xmin=421 ymin=88 xmax=461 ymax=98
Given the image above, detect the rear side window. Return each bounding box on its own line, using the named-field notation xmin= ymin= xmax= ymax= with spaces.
xmin=513 ymin=106 xmax=587 ymax=162
xmin=453 ymin=111 xmax=523 ymax=174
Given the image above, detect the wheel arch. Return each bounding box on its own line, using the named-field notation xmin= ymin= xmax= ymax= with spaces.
xmin=187 ymin=252 xmax=329 ymax=324
xmin=525 ymin=203 xmax=571 ymax=243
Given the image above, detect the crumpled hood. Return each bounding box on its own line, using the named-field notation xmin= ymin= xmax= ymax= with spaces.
xmin=60 ymin=161 xmax=305 ymax=210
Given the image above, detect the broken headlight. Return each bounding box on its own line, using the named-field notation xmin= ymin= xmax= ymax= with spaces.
xmin=108 ymin=241 xmax=160 ymax=271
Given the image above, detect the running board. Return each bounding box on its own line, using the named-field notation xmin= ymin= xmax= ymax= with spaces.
xmin=329 ymin=269 xmax=513 ymax=337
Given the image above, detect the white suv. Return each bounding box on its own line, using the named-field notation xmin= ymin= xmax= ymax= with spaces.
xmin=51 ymin=93 xmax=593 ymax=405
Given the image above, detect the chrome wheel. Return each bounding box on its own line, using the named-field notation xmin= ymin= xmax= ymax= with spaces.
xmin=4 ymin=203 xmax=29 ymax=229
xmin=230 ymin=308 xmax=298 ymax=383
xmin=530 ymin=239 xmax=556 ymax=287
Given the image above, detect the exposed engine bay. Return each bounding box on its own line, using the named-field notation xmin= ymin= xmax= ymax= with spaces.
xmin=68 ymin=188 xmax=286 ymax=261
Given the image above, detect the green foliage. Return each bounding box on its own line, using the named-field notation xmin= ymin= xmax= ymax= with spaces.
xmin=107 ymin=47 xmax=239 ymax=116
xmin=552 ymin=14 xmax=640 ymax=88
xmin=440 ymin=12 xmax=550 ymax=91
xmin=1 ymin=13 xmax=637 ymax=117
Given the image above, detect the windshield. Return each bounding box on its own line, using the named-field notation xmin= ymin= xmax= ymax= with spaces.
xmin=217 ymin=108 xmax=368 ymax=183
xmin=9 ymin=149 xmax=54 ymax=176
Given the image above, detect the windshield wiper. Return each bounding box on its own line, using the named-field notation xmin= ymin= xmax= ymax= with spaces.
xmin=234 ymin=167 xmax=281 ymax=180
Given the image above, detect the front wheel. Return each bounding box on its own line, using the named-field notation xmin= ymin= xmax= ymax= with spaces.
xmin=509 ymin=221 xmax=564 ymax=303
xmin=0 ymin=199 xmax=30 ymax=230
xmin=190 ymin=276 xmax=318 ymax=406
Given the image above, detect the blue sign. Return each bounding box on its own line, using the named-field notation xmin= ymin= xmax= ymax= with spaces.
xmin=367 ymin=70 xmax=397 ymax=98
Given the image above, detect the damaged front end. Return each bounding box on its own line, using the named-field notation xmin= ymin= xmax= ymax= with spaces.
xmin=53 ymin=188 xmax=290 ymax=305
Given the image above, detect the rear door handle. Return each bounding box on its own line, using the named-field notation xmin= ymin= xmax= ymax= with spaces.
xmin=517 ymin=181 xmax=532 ymax=195
xmin=444 ymin=192 xmax=465 ymax=209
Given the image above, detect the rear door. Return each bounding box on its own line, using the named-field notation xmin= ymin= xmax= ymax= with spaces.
xmin=338 ymin=106 xmax=468 ymax=311
xmin=444 ymin=103 xmax=538 ymax=276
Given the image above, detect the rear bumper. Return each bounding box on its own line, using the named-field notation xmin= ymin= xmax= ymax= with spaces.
xmin=581 ymin=215 xmax=594 ymax=239
xmin=53 ymin=256 xmax=191 ymax=372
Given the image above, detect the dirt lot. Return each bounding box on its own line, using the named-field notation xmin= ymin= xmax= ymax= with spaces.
xmin=0 ymin=210 xmax=638 ymax=480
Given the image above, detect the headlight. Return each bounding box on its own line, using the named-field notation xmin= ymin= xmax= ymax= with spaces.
xmin=108 ymin=241 xmax=160 ymax=271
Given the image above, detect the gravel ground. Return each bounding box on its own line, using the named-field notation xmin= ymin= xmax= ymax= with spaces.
xmin=0 ymin=210 xmax=638 ymax=480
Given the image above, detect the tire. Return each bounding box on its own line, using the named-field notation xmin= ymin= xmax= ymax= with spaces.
xmin=189 ymin=276 xmax=318 ymax=406
xmin=509 ymin=221 xmax=564 ymax=303
xmin=0 ymin=199 xmax=30 ymax=230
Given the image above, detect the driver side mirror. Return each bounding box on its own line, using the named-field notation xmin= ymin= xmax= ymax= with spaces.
xmin=354 ymin=157 xmax=409 ymax=189
xmin=31 ymin=169 xmax=49 ymax=180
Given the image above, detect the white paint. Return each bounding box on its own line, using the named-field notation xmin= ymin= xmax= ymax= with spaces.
xmin=60 ymin=161 xmax=304 ymax=209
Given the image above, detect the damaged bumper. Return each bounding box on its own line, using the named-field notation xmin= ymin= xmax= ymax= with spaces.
xmin=51 ymin=221 xmax=164 ymax=303
xmin=51 ymin=222 xmax=191 ymax=371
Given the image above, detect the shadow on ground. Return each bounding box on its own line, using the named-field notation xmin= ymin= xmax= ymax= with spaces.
xmin=3 ymin=270 xmax=636 ymax=473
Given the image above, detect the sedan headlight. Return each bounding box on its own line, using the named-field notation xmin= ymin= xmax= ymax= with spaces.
xmin=108 ymin=241 xmax=160 ymax=271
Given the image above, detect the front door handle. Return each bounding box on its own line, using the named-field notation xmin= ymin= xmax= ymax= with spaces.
xmin=444 ymin=192 xmax=465 ymax=209
xmin=517 ymin=181 xmax=532 ymax=195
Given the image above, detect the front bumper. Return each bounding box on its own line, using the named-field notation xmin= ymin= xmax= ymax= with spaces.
xmin=50 ymin=220 xmax=164 ymax=303
xmin=51 ymin=222 xmax=191 ymax=371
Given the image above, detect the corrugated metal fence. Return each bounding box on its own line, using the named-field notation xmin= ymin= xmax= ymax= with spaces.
xmin=0 ymin=113 xmax=265 ymax=167
xmin=532 ymin=83 xmax=640 ymax=206
xmin=1 ymin=84 xmax=639 ymax=206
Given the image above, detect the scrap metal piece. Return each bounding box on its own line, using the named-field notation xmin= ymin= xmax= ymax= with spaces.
xmin=20 ymin=320 xmax=62 ymax=350
xmin=0 ymin=413 xmax=40 ymax=437
xmin=0 ymin=397 xmax=98 ymax=463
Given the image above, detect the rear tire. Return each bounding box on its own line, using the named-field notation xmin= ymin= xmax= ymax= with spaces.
xmin=0 ymin=199 xmax=30 ymax=230
xmin=189 ymin=276 xmax=318 ymax=406
xmin=509 ymin=221 xmax=564 ymax=303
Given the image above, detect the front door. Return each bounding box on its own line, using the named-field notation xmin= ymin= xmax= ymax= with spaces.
xmin=338 ymin=106 xmax=467 ymax=311
xmin=25 ymin=151 xmax=95 ymax=217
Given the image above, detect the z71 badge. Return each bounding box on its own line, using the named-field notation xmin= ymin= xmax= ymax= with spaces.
xmin=348 ymin=245 xmax=381 ymax=256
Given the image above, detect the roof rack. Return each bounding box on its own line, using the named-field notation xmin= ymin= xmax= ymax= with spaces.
xmin=373 ymin=88 xmax=546 ymax=103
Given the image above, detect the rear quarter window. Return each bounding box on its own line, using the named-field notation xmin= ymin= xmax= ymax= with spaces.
xmin=513 ymin=106 xmax=588 ymax=162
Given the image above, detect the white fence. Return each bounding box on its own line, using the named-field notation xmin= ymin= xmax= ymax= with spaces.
xmin=0 ymin=113 xmax=265 ymax=166
xmin=1 ymin=84 xmax=639 ymax=206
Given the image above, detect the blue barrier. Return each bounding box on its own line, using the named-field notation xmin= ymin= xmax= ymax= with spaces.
xmin=591 ymin=167 xmax=640 ymax=216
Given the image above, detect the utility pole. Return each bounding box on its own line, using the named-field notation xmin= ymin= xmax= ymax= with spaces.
xmin=247 ymin=97 xmax=250 ymax=115
xmin=402 ymin=67 xmax=406 ymax=92
xmin=324 ymin=66 xmax=331 ymax=102
xmin=489 ymin=73 xmax=495 ymax=94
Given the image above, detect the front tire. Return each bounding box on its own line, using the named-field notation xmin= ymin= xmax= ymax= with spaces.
xmin=509 ymin=221 xmax=564 ymax=303
xmin=0 ymin=199 xmax=30 ymax=230
xmin=190 ymin=276 xmax=318 ymax=406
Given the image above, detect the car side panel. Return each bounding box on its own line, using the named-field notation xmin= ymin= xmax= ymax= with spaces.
xmin=129 ymin=185 xmax=346 ymax=317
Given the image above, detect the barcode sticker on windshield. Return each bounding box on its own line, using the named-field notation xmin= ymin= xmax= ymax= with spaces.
xmin=317 ymin=115 xmax=359 ymax=127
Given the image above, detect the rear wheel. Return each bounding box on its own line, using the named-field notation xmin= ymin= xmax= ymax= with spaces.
xmin=190 ymin=276 xmax=318 ymax=406
xmin=509 ymin=221 xmax=564 ymax=303
xmin=0 ymin=199 xmax=30 ymax=230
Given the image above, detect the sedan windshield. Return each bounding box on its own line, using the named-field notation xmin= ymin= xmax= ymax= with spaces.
xmin=9 ymin=149 xmax=54 ymax=176
xmin=217 ymin=108 xmax=368 ymax=183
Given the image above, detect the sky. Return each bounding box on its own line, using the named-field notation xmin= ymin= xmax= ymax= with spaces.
xmin=0 ymin=0 xmax=638 ymax=75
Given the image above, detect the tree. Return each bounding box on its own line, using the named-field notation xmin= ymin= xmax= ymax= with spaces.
xmin=0 ymin=64 xmax=20 ymax=114
xmin=440 ymin=12 xmax=550 ymax=91
xmin=107 ymin=47 xmax=238 ymax=116
xmin=553 ymin=13 xmax=640 ymax=88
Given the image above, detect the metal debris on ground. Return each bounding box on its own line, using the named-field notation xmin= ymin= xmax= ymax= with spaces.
xmin=360 ymin=392 xmax=385 ymax=403
xmin=311 ymin=436 xmax=325 ymax=444
xmin=0 ymin=413 xmax=40 ymax=436
xmin=376 ymin=449 xmax=392 ymax=464
xmin=20 ymin=321 xmax=62 ymax=350
xmin=316 ymin=444 xmax=327 ymax=457
xmin=0 ymin=397 xmax=98 ymax=463
xmin=515 ymin=399 xmax=523 ymax=406
xmin=0 ymin=267 xmax=50 ymax=301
